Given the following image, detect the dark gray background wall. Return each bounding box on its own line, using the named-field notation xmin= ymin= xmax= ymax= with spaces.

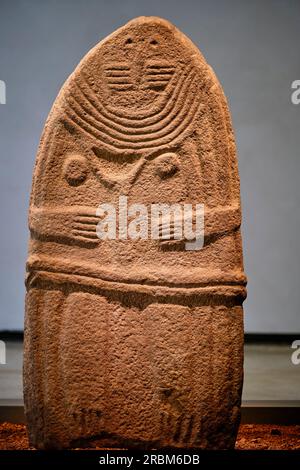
xmin=0 ymin=0 xmax=299 ymax=332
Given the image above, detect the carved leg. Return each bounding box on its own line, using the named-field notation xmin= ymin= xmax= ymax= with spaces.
xmin=24 ymin=286 xmax=67 ymax=449
xmin=143 ymin=302 xmax=243 ymax=449
xmin=24 ymin=289 xmax=243 ymax=449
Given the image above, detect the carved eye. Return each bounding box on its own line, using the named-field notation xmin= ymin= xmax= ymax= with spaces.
xmin=63 ymin=155 xmax=89 ymax=186
xmin=155 ymin=153 xmax=179 ymax=179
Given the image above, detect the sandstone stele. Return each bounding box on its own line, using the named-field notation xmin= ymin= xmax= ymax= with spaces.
xmin=24 ymin=16 xmax=247 ymax=449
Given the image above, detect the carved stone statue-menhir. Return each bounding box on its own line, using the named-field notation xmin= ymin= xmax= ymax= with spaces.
xmin=24 ymin=17 xmax=247 ymax=449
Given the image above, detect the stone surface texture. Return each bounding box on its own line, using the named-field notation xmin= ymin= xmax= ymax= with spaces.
xmin=24 ymin=17 xmax=247 ymax=449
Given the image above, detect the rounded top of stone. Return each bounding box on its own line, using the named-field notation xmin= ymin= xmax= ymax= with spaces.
xmin=121 ymin=16 xmax=177 ymax=28
xmin=98 ymin=16 xmax=204 ymax=60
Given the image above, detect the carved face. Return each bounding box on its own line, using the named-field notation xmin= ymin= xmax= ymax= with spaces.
xmin=34 ymin=18 xmax=235 ymax=211
xmin=62 ymin=19 xmax=205 ymax=157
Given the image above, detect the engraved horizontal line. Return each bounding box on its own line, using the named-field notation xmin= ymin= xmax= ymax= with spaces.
xmin=105 ymin=70 xmax=131 ymax=75
xmin=104 ymin=68 xmax=130 ymax=71
xmin=73 ymin=230 xmax=99 ymax=239
xmin=146 ymin=65 xmax=175 ymax=70
xmin=145 ymin=77 xmax=171 ymax=82
xmin=146 ymin=67 xmax=173 ymax=72
xmin=145 ymin=81 xmax=170 ymax=86
xmin=109 ymin=86 xmax=134 ymax=91
xmin=145 ymin=71 xmax=174 ymax=76
xmin=107 ymin=83 xmax=134 ymax=87
xmin=109 ymin=89 xmax=133 ymax=92
xmin=146 ymin=67 xmax=174 ymax=71
xmin=108 ymin=87 xmax=133 ymax=90
xmin=104 ymin=65 xmax=130 ymax=71
xmin=27 ymin=270 xmax=248 ymax=301
xmin=74 ymin=213 xmax=97 ymax=218
xmin=105 ymin=73 xmax=131 ymax=78
xmin=27 ymin=255 xmax=247 ymax=288
xmin=145 ymin=75 xmax=173 ymax=79
xmin=107 ymin=79 xmax=133 ymax=84
xmin=73 ymin=224 xmax=98 ymax=232
xmin=108 ymin=82 xmax=133 ymax=86
xmin=144 ymin=83 xmax=170 ymax=89
xmin=74 ymin=218 xmax=99 ymax=226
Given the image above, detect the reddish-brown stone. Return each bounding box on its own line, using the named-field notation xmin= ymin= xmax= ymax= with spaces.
xmin=24 ymin=17 xmax=246 ymax=449
xmin=3 ymin=424 xmax=300 ymax=450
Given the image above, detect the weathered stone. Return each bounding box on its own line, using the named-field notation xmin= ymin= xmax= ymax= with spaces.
xmin=24 ymin=17 xmax=247 ymax=449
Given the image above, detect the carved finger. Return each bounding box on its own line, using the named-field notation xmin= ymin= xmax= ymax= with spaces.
xmin=74 ymin=216 xmax=100 ymax=225
xmin=73 ymin=230 xmax=99 ymax=240
xmin=73 ymin=222 xmax=98 ymax=232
